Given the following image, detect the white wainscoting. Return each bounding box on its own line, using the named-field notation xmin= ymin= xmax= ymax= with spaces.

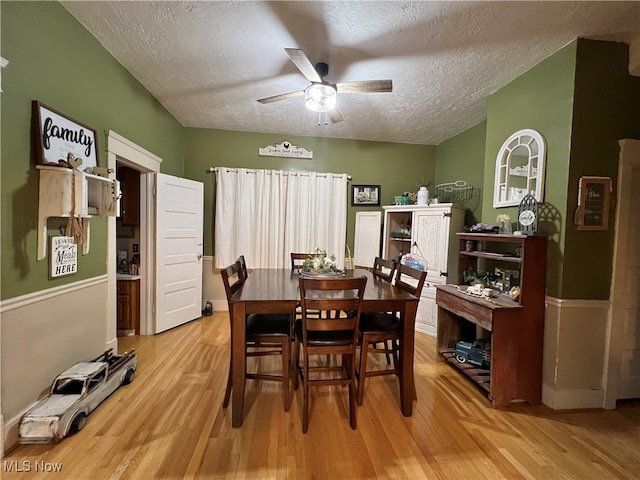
xmin=543 ymin=296 xmax=611 ymax=409
xmin=1 ymin=276 xmax=110 ymax=453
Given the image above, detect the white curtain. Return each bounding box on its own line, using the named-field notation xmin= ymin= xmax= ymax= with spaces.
xmin=215 ymin=167 xmax=348 ymax=269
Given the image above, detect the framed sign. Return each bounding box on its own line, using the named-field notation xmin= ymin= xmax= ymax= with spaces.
xmin=32 ymin=101 xmax=98 ymax=171
xmin=574 ymin=176 xmax=611 ymax=231
xmin=49 ymin=236 xmax=78 ymax=279
xmin=351 ymin=185 xmax=380 ymax=206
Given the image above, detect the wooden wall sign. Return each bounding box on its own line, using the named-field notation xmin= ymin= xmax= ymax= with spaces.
xmin=33 ymin=101 xmax=98 ymax=171
xmin=49 ymin=236 xmax=78 ymax=279
xmin=258 ymin=140 xmax=313 ymax=159
xmin=574 ymin=176 xmax=612 ymax=230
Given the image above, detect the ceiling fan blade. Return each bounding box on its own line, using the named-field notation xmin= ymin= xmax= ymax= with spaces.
xmin=329 ymin=107 xmax=343 ymax=124
xmin=336 ymin=79 xmax=393 ymax=94
xmin=285 ymin=48 xmax=323 ymax=83
xmin=257 ymin=90 xmax=305 ymax=104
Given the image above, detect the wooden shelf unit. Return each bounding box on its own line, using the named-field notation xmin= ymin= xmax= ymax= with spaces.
xmin=436 ymin=233 xmax=547 ymax=407
xmin=37 ymin=166 xmax=119 ymax=260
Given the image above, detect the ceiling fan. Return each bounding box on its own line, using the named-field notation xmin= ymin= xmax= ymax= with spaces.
xmin=257 ymin=48 xmax=393 ymax=124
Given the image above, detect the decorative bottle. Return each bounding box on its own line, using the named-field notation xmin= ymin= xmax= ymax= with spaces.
xmin=417 ymin=186 xmax=428 ymax=205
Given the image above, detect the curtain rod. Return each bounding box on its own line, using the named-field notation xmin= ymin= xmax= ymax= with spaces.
xmin=206 ymin=167 xmax=352 ymax=181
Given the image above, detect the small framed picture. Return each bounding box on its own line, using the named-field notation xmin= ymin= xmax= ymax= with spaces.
xmin=351 ymin=184 xmax=381 ymax=206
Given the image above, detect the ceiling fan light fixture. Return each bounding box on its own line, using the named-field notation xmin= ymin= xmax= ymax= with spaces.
xmin=304 ymin=84 xmax=337 ymax=112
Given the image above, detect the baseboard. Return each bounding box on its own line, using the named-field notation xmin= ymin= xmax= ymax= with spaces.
xmin=106 ymin=336 xmax=118 ymax=353
xmin=212 ymin=300 xmax=228 ymax=311
xmin=3 ymin=412 xmax=22 ymax=455
xmin=542 ymin=383 xmax=604 ymax=410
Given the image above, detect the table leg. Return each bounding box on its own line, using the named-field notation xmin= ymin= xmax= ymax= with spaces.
xmin=232 ymin=302 xmax=247 ymax=427
xmin=399 ymin=301 xmax=418 ymax=416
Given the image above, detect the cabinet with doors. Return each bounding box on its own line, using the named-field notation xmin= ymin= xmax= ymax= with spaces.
xmin=382 ymin=204 xmax=465 ymax=336
xmin=117 ymin=166 xmax=140 ymax=226
xmin=117 ymin=277 xmax=140 ymax=335
xmin=435 ymin=233 xmax=547 ymax=407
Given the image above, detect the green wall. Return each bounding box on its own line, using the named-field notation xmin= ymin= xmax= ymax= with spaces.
xmin=563 ymin=39 xmax=640 ymax=299
xmin=483 ymin=42 xmax=577 ymax=297
xmin=435 ymin=121 xmax=486 ymax=226
xmin=183 ymin=128 xmax=436 ymax=257
xmin=1 ymin=1 xmax=185 ymax=300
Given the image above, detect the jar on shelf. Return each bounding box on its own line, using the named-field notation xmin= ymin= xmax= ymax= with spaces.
xmin=417 ymin=186 xmax=429 ymax=205
xmin=500 ymin=222 xmax=512 ymax=235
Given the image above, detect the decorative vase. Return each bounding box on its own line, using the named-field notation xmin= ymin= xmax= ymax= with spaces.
xmin=417 ymin=186 xmax=428 ymax=205
xmin=500 ymin=222 xmax=512 ymax=235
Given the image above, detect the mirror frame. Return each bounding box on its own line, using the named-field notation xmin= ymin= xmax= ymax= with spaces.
xmin=493 ymin=129 xmax=546 ymax=208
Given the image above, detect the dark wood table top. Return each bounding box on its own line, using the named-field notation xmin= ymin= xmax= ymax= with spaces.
xmin=230 ymin=268 xmax=420 ymax=309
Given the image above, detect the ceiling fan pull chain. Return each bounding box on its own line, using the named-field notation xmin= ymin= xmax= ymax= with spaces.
xmin=317 ymin=111 xmax=329 ymax=126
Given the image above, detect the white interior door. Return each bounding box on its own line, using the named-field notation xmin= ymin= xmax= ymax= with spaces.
xmin=155 ymin=173 xmax=204 ymax=334
xmin=606 ymin=139 xmax=640 ymax=406
xmin=353 ymin=211 xmax=382 ymax=267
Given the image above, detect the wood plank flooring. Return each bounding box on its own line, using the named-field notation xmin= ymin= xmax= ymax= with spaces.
xmin=4 ymin=312 xmax=640 ymax=479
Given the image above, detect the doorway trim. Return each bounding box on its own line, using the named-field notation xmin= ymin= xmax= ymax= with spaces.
xmin=106 ymin=131 xmax=162 ymax=340
xmin=604 ymin=138 xmax=640 ymax=409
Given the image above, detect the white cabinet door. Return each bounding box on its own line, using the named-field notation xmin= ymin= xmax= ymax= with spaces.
xmin=415 ymin=282 xmax=438 ymax=337
xmin=353 ymin=211 xmax=382 ymax=268
xmin=412 ymin=208 xmax=451 ymax=284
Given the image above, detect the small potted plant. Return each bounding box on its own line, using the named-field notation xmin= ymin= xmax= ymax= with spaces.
xmin=497 ymin=213 xmax=512 ymax=234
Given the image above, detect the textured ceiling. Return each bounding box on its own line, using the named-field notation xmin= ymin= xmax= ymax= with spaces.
xmin=61 ymin=1 xmax=640 ymax=146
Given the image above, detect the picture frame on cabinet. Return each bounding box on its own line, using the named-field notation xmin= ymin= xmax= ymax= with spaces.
xmin=574 ymin=176 xmax=611 ymax=231
xmin=352 ymin=184 xmax=381 ymax=206
xmin=32 ymin=100 xmax=98 ymax=171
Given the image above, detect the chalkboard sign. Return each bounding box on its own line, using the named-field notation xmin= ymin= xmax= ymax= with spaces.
xmin=575 ymin=176 xmax=611 ymax=231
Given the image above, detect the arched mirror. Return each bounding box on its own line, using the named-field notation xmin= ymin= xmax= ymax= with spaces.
xmin=493 ymin=129 xmax=546 ymax=208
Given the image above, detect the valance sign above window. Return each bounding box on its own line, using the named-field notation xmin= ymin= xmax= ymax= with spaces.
xmin=258 ymin=140 xmax=313 ymax=159
xmin=32 ymin=100 xmax=98 ymax=172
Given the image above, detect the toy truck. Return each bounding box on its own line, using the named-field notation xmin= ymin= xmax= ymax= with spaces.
xmin=19 ymin=348 xmax=137 ymax=443
xmin=454 ymin=339 xmax=491 ymax=368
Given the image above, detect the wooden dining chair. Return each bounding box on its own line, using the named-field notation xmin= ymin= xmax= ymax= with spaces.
xmin=237 ymin=254 xmax=248 ymax=278
xmin=221 ymin=261 xmax=293 ymax=412
xmin=356 ymin=263 xmax=426 ymax=406
xmin=370 ymin=257 xmax=398 ymax=363
xmin=372 ymin=256 xmax=397 ymax=283
xmin=292 ymin=276 xmax=367 ymax=433
xmin=290 ymin=252 xmax=311 ymax=273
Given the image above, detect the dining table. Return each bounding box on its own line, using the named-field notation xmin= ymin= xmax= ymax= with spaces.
xmin=228 ymin=268 xmax=420 ymax=427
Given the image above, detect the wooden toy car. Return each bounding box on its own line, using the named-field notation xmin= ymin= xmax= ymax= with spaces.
xmin=19 ymin=349 xmax=137 ymax=443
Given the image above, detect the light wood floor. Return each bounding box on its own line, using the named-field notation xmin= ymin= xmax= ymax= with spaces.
xmin=5 ymin=312 xmax=640 ymax=479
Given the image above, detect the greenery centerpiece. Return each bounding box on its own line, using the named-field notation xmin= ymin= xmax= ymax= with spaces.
xmin=302 ymin=247 xmax=343 ymax=276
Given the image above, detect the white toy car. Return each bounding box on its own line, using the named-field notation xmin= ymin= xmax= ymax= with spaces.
xmin=19 ymin=349 xmax=137 ymax=443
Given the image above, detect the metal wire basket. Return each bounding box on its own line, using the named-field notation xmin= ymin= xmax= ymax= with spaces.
xmin=434 ymin=181 xmax=478 ymax=207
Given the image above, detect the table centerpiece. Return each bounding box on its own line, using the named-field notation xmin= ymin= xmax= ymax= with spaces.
xmin=301 ymin=247 xmax=345 ymax=277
